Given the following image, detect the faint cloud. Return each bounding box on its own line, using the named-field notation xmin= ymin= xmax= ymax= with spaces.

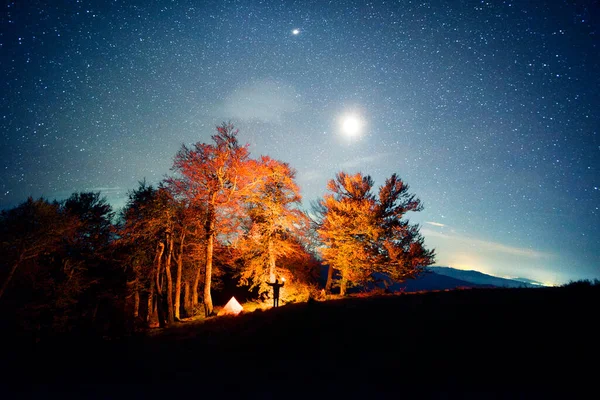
xmin=217 ymin=80 xmax=300 ymax=124
xmin=425 ymin=221 xmax=446 ymax=228
xmin=339 ymin=152 xmax=391 ymax=169
xmin=84 ymin=187 xmax=122 ymax=194
xmin=298 ymin=169 xmax=325 ymax=183
xmin=421 ymin=228 xmax=551 ymax=259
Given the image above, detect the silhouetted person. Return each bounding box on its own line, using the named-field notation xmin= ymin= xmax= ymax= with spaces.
xmin=267 ymin=278 xmax=285 ymax=307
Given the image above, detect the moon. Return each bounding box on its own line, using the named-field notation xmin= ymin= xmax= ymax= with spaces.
xmin=340 ymin=114 xmax=363 ymax=138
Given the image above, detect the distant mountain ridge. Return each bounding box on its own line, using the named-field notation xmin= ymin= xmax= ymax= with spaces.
xmin=320 ymin=265 xmax=544 ymax=294
xmin=428 ymin=266 xmax=543 ymax=289
xmin=376 ymin=270 xmax=495 ymax=293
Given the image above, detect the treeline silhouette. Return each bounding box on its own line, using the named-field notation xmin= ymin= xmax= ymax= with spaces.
xmin=1 ymin=122 xmax=434 ymax=342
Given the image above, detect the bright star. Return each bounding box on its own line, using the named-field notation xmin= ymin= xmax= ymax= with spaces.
xmin=292 ymin=29 xmax=300 ymax=35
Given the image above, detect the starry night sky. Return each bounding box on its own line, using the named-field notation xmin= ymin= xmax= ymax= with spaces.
xmin=2 ymin=0 xmax=598 ymax=285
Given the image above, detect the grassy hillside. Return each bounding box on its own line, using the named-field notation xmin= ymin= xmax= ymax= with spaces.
xmin=3 ymin=285 xmax=598 ymax=398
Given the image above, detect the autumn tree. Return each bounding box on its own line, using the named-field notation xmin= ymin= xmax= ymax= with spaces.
xmin=169 ymin=122 xmax=254 ymax=316
xmin=372 ymin=174 xmax=436 ymax=282
xmin=316 ymin=172 xmax=434 ymax=295
xmin=59 ymin=192 xmax=125 ymax=336
xmin=1 ymin=193 xmax=125 ymax=338
xmin=316 ymin=173 xmax=379 ymax=295
xmin=236 ymin=156 xmax=310 ymax=297
xmin=120 ymin=182 xmax=177 ymax=327
xmin=119 ymin=181 xmax=158 ymax=324
xmin=266 ymin=235 xmax=321 ymax=303
xmin=0 ymin=198 xmax=79 ymax=339
xmin=62 ymin=192 xmax=123 ymax=329
xmin=161 ymin=196 xmax=199 ymax=321
xmin=171 ymin=201 xmax=188 ymax=321
xmin=180 ymin=204 xmax=207 ymax=314
xmin=0 ymin=198 xmax=75 ymax=301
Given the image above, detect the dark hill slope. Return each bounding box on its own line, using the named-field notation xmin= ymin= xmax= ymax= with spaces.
xmin=3 ymin=286 xmax=598 ymax=398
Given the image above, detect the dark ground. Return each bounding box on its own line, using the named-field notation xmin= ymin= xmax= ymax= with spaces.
xmin=2 ymin=285 xmax=598 ymax=399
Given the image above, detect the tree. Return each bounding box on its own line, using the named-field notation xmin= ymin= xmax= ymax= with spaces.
xmin=169 ymin=122 xmax=254 ymax=316
xmin=63 ymin=192 xmax=114 ymax=253
xmin=1 ymin=193 xmax=125 ymax=338
xmin=316 ymin=173 xmax=379 ymax=295
xmin=120 ymin=182 xmax=175 ymax=327
xmin=372 ymin=174 xmax=436 ymax=282
xmin=119 ymin=180 xmax=159 ymax=325
xmin=61 ymin=192 xmax=124 ymax=334
xmin=171 ymin=201 xmax=188 ymax=321
xmin=237 ymin=156 xmax=310 ymax=297
xmin=0 ymin=197 xmax=78 ymax=301
xmin=316 ymin=172 xmax=435 ymax=295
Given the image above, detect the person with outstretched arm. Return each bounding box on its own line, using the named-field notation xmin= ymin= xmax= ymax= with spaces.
xmin=267 ymin=278 xmax=285 ymax=307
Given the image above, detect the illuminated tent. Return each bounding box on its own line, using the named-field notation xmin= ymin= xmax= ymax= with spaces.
xmin=217 ymin=296 xmax=244 ymax=316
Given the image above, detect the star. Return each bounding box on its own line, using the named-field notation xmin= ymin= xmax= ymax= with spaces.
xmin=1 ymin=1 xmax=597 ymax=285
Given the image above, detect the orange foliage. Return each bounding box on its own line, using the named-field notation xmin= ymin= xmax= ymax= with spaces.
xmin=316 ymin=171 xmax=435 ymax=295
xmin=236 ymin=156 xmax=312 ymax=296
xmin=167 ymin=123 xmax=258 ymax=316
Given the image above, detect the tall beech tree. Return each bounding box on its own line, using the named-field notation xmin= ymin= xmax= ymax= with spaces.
xmin=120 ymin=182 xmax=177 ymax=327
xmin=120 ymin=181 xmax=159 ymax=324
xmin=183 ymin=210 xmax=208 ymax=312
xmin=169 ymin=122 xmax=255 ymax=316
xmin=316 ymin=173 xmax=379 ymax=295
xmin=237 ymin=156 xmax=309 ymax=296
xmin=172 ymin=201 xmax=188 ymax=321
xmin=316 ymin=172 xmax=434 ymax=295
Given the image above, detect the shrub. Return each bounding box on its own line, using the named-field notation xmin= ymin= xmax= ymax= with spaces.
xmin=562 ymin=279 xmax=600 ymax=288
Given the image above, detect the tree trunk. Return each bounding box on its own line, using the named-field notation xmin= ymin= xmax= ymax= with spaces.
xmin=165 ymin=234 xmax=174 ymax=324
xmin=203 ymin=229 xmax=214 ymax=317
xmin=174 ymin=232 xmax=185 ymax=321
xmin=268 ymin=237 xmax=276 ymax=283
xmin=133 ymin=290 xmax=139 ymax=318
xmin=147 ymin=284 xmax=154 ymax=324
xmin=325 ymin=264 xmax=334 ymax=293
xmin=192 ymin=261 xmax=201 ymax=309
xmin=183 ymin=280 xmax=191 ymax=317
xmin=0 ymin=260 xmax=20 ymax=300
xmin=340 ymin=275 xmax=347 ymax=296
xmin=154 ymin=242 xmax=166 ymax=328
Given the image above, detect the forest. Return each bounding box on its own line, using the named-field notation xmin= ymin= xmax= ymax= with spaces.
xmin=0 ymin=122 xmax=435 ymax=341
